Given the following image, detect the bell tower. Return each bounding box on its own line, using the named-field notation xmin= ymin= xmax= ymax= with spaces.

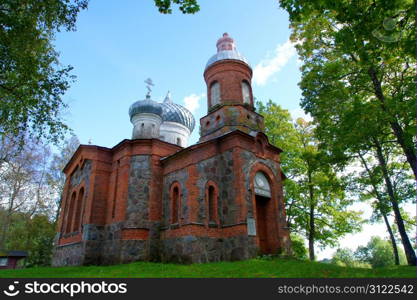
xmin=199 ymin=33 xmax=264 ymax=142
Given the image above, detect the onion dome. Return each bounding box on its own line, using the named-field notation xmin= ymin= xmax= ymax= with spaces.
xmin=161 ymin=92 xmax=195 ymax=132
xmin=205 ymin=33 xmax=249 ymax=69
xmin=129 ymin=94 xmax=163 ymax=120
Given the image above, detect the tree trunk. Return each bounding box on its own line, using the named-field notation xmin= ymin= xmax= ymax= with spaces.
xmin=368 ymin=67 xmax=417 ymax=180
xmin=307 ymin=170 xmax=315 ymax=261
xmin=373 ymin=138 xmax=416 ymax=266
xmin=358 ymin=152 xmax=400 ymax=265
xmin=382 ymin=212 xmax=400 ymax=265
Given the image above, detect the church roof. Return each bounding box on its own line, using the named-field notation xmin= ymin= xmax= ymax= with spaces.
xmin=205 ymin=33 xmax=250 ymax=69
xmin=161 ymin=93 xmax=195 ymax=132
xmin=129 ymin=95 xmax=163 ymax=119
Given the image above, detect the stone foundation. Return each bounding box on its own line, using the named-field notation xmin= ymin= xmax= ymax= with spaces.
xmin=160 ymin=235 xmax=258 ymax=264
xmin=52 ymin=242 xmax=84 ymax=267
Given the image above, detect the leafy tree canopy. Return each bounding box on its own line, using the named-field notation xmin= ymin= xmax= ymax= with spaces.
xmin=154 ymin=0 xmax=200 ymax=14
xmin=278 ymin=0 xmax=416 ymax=178
xmin=0 ymin=0 xmax=88 ymax=144
xmin=257 ymin=100 xmax=362 ymax=260
xmin=354 ymin=236 xmax=407 ymax=268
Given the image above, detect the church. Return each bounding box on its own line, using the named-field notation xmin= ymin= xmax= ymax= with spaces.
xmin=52 ymin=33 xmax=291 ymax=266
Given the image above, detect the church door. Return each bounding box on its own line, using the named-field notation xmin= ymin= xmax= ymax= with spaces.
xmin=254 ymin=172 xmax=273 ymax=254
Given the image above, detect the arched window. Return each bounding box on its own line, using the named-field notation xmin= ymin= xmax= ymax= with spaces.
xmin=176 ymin=137 xmax=181 ymax=146
xmin=242 ymin=80 xmax=251 ymax=104
xmin=254 ymin=172 xmax=271 ymax=198
xmin=72 ymin=187 xmax=84 ymax=232
xmin=66 ymin=192 xmax=77 ymax=233
xmin=210 ymin=81 xmax=220 ymax=106
xmin=171 ymin=185 xmax=180 ymax=224
xmin=205 ymin=182 xmax=218 ymax=224
xmin=208 ymin=185 xmax=216 ymax=222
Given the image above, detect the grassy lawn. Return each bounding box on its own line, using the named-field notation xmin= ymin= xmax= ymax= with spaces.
xmin=0 ymin=258 xmax=415 ymax=278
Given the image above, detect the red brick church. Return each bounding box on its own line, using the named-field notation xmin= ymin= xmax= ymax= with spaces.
xmin=52 ymin=33 xmax=291 ymax=266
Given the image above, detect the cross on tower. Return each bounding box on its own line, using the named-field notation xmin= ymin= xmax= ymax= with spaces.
xmin=144 ymin=78 xmax=154 ymax=98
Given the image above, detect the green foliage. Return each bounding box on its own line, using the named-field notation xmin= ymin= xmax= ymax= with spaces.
xmin=0 ymin=0 xmax=88 ymax=143
xmin=354 ymin=236 xmax=406 ymax=268
xmin=278 ymin=0 xmax=416 ymax=176
xmin=290 ymin=234 xmax=308 ymax=260
xmin=47 ymin=135 xmax=80 ymax=222
xmin=278 ymin=0 xmax=416 ymax=267
xmin=1 ymin=211 xmax=55 ymax=267
xmin=0 ymin=258 xmax=414 ymax=278
xmin=0 ymin=134 xmax=75 ymax=265
xmin=257 ymin=100 xmax=362 ymax=260
xmin=331 ymin=248 xmax=371 ymax=268
xmin=154 ymin=0 xmax=200 ymax=14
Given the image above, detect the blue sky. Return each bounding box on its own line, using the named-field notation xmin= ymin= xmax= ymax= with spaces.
xmin=55 ymin=0 xmax=302 ymax=147
xmin=54 ymin=0 xmax=407 ymax=259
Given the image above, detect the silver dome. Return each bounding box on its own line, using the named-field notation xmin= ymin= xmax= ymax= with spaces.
xmin=129 ymin=96 xmax=163 ymax=119
xmin=205 ymin=50 xmax=249 ymax=69
xmin=161 ymin=102 xmax=195 ymax=132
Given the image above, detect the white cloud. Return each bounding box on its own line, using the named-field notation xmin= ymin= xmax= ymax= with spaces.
xmin=183 ymin=93 xmax=204 ymax=113
xmin=253 ymin=40 xmax=296 ymax=86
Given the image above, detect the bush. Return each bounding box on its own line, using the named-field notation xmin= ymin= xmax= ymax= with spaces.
xmin=290 ymin=234 xmax=308 ymax=260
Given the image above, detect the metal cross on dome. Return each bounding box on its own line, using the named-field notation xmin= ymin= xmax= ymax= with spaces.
xmin=144 ymin=78 xmax=154 ymax=97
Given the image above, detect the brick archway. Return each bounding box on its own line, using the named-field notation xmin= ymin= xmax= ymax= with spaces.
xmin=249 ymin=163 xmax=281 ymax=254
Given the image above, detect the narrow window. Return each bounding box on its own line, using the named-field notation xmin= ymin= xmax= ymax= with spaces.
xmin=0 ymin=258 xmax=8 ymax=266
xmin=242 ymin=81 xmax=251 ymax=104
xmin=210 ymin=81 xmax=220 ymax=106
xmin=208 ymin=185 xmax=216 ymax=222
xmin=176 ymin=138 xmax=181 ymax=146
xmin=172 ymin=186 xmax=179 ymax=224
xmin=66 ymin=192 xmax=77 ymax=233
xmin=72 ymin=187 xmax=84 ymax=232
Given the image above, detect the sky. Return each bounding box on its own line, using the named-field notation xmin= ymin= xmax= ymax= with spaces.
xmin=53 ymin=0 xmax=412 ymax=260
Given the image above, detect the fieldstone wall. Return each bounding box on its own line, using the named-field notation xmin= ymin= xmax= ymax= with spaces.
xmin=148 ymin=221 xmax=162 ymax=262
xmin=84 ymin=222 xmax=150 ymax=265
xmin=125 ymin=155 xmax=151 ymax=228
xmin=195 ymin=150 xmax=237 ymax=225
xmin=51 ymin=242 xmax=84 ymax=266
xmin=160 ymin=150 xmax=260 ymax=263
xmin=98 ymin=222 xmax=122 ymax=265
xmin=160 ymin=234 xmax=257 ymax=263
xmin=120 ymin=240 xmax=148 ymax=263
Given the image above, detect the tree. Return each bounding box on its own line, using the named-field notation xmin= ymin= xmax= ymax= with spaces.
xmin=352 ymin=145 xmax=415 ymax=266
xmin=354 ymin=236 xmax=406 ymax=268
xmin=154 ymin=0 xmax=200 ymax=14
xmin=0 ymin=134 xmax=54 ymax=249
xmin=0 ymin=0 xmax=202 ymax=144
xmin=257 ymin=101 xmax=362 ymax=261
xmin=47 ymin=135 xmax=80 ymax=223
xmin=290 ymin=233 xmax=308 ymax=260
xmin=278 ymin=0 xmax=416 ymax=266
xmin=5 ymin=212 xmax=55 ymax=267
xmin=0 ymin=0 xmax=88 ymax=143
xmin=332 ymin=248 xmax=360 ymax=267
xmin=279 ymin=0 xmax=416 ymax=179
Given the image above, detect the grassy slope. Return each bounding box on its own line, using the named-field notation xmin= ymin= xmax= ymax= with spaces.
xmin=0 ymin=258 xmax=415 ymax=278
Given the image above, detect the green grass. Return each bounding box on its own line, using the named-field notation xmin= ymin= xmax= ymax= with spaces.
xmin=0 ymin=258 xmax=415 ymax=278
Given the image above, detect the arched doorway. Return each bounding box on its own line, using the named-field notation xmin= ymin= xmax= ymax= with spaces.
xmin=254 ymin=171 xmax=273 ymax=254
